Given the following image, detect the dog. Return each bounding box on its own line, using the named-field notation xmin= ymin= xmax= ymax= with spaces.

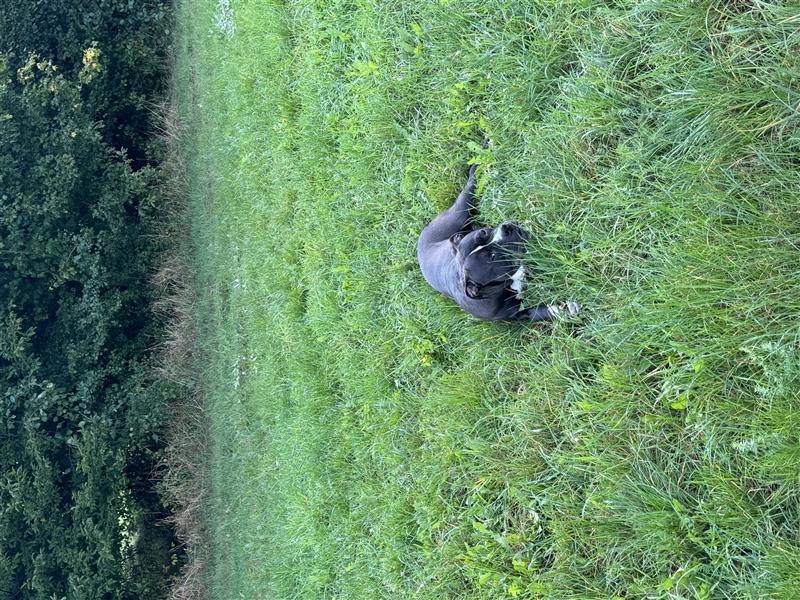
xmin=417 ymin=163 xmax=580 ymax=321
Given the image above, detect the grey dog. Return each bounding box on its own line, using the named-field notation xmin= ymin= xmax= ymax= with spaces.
xmin=417 ymin=163 xmax=580 ymax=321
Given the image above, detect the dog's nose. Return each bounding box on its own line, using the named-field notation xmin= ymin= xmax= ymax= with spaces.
xmin=500 ymin=222 xmax=529 ymax=242
xmin=491 ymin=222 xmax=511 ymax=243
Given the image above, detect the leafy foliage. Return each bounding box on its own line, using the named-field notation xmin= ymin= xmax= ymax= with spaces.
xmin=0 ymin=2 xmax=177 ymax=598
xmin=0 ymin=0 xmax=172 ymax=165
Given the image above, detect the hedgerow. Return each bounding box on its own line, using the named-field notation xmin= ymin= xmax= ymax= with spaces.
xmin=0 ymin=2 xmax=178 ymax=598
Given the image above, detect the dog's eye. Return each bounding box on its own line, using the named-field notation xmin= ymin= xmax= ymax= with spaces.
xmin=490 ymin=251 xmax=497 ymax=260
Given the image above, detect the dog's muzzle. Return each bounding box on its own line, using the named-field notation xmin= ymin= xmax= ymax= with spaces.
xmin=491 ymin=221 xmax=528 ymax=244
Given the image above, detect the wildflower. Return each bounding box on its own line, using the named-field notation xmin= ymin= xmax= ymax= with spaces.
xmin=79 ymin=43 xmax=102 ymax=83
xmin=16 ymin=55 xmax=38 ymax=84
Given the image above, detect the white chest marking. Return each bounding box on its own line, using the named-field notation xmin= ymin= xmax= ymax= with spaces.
xmin=510 ymin=266 xmax=525 ymax=298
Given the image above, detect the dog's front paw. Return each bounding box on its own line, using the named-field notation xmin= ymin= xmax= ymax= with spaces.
xmin=547 ymin=301 xmax=581 ymax=320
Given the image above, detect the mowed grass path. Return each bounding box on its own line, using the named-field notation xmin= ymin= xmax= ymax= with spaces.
xmin=174 ymin=1 xmax=800 ymax=597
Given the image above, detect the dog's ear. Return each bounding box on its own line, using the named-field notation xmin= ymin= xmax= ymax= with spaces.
xmin=449 ymin=232 xmax=465 ymax=254
xmin=465 ymin=280 xmax=482 ymax=299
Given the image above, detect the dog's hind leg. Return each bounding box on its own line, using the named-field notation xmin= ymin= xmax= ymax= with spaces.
xmin=418 ymin=164 xmax=478 ymax=247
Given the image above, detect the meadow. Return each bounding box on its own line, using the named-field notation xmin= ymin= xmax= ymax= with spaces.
xmin=173 ymin=0 xmax=800 ymax=597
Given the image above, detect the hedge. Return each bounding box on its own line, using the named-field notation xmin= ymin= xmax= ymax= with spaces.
xmin=1 ymin=2 xmax=178 ymax=598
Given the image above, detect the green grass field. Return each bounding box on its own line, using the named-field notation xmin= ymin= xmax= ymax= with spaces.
xmin=173 ymin=0 xmax=800 ymax=597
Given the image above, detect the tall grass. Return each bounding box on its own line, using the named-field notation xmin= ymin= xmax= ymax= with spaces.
xmin=173 ymin=0 xmax=800 ymax=597
xmin=150 ymin=89 xmax=210 ymax=599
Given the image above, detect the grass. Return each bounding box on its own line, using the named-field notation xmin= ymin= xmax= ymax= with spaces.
xmin=171 ymin=0 xmax=800 ymax=597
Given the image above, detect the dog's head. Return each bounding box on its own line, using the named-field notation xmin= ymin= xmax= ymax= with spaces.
xmin=450 ymin=222 xmax=529 ymax=299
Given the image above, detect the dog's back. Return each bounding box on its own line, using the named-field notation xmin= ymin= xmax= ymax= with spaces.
xmin=417 ymin=236 xmax=462 ymax=300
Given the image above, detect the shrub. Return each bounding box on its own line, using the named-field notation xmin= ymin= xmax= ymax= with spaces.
xmin=0 ymin=0 xmax=172 ymax=164
xmin=0 ymin=2 xmax=178 ymax=597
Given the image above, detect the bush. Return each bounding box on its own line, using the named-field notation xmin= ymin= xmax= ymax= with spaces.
xmin=0 ymin=0 xmax=172 ymax=164
xmin=0 ymin=2 xmax=177 ymax=598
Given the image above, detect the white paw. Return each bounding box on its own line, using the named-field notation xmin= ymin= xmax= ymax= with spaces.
xmin=547 ymin=301 xmax=581 ymax=320
xmin=565 ymin=300 xmax=581 ymax=316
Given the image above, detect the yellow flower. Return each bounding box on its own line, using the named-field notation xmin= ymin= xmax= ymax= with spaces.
xmin=83 ymin=46 xmax=101 ymax=70
xmin=80 ymin=44 xmax=102 ymax=83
